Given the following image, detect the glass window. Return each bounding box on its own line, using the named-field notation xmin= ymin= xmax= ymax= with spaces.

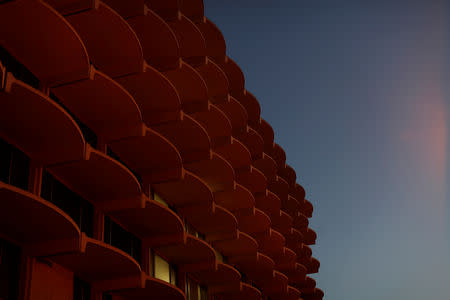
xmin=41 ymin=171 xmax=94 ymax=237
xmin=104 ymin=216 xmax=141 ymax=265
xmin=73 ymin=277 xmax=90 ymax=300
xmin=152 ymin=253 xmax=177 ymax=285
xmin=0 ymin=138 xmax=30 ymax=190
xmin=0 ymin=238 xmax=21 ymax=300
xmin=197 ymin=285 xmax=208 ymax=300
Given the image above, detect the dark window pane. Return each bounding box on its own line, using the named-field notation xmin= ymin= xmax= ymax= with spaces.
xmin=0 ymin=139 xmax=30 ymax=190
xmin=104 ymin=216 xmax=141 ymax=265
xmin=73 ymin=277 xmax=90 ymax=300
xmin=41 ymin=171 xmax=93 ymax=237
xmin=0 ymin=238 xmax=21 ymax=300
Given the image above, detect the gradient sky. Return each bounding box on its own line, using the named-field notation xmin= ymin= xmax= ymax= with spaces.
xmin=204 ymin=1 xmax=450 ymax=299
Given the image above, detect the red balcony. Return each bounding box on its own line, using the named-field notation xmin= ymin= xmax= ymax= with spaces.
xmin=268 ymin=176 xmax=289 ymax=205
xmin=214 ymin=183 xmax=255 ymax=212
xmin=189 ymin=261 xmax=241 ymax=288
xmin=214 ymin=57 xmax=245 ymax=96
xmin=271 ymin=210 xmax=293 ymax=235
xmin=236 ymin=166 xmax=267 ymax=196
xmin=229 ymin=252 xmax=274 ymax=282
xmin=65 ymin=1 xmax=144 ymax=78
xmin=1 ymin=74 xmax=85 ymax=165
xmin=236 ymin=208 xmax=271 ymax=236
xmin=255 ymin=190 xmax=281 ymax=218
xmin=145 ymin=0 xmax=179 ymax=20
xmin=195 ymin=18 xmax=226 ymax=62
xmin=278 ymin=164 xmax=297 ymax=188
xmin=108 ymin=126 xmax=183 ymax=183
xmin=253 ymin=119 xmax=274 ymax=153
xmin=253 ymin=153 xmax=277 ymax=182
xmin=215 ymin=137 xmax=252 ymax=171
xmin=111 ymin=275 xmax=186 ymax=300
xmin=156 ymin=234 xmax=216 ymax=273
xmin=0 ymin=182 xmax=81 ymax=257
xmin=213 ymin=282 xmax=261 ymax=300
xmin=213 ymin=231 xmax=258 ymax=258
xmin=270 ymin=143 xmax=286 ymax=170
xmin=0 ymin=0 xmax=90 ymax=86
xmin=235 ymin=126 xmax=264 ymax=160
xmin=234 ymin=90 xmax=261 ymax=126
xmin=108 ymin=198 xmax=185 ymax=247
xmin=283 ymin=263 xmax=307 ymax=284
xmin=215 ymin=96 xmax=248 ymax=134
xmin=51 ymin=66 xmax=143 ymax=142
xmin=50 ymin=234 xmax=144 ymax=291
xmin=195 ymin=58 xmax=229 ymax=103
xmin=253 ymin=229 xmax=285 ymax=257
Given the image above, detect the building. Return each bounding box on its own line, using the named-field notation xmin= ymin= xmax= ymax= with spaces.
xmin=0 ymin=0 xmax=324 ymax=299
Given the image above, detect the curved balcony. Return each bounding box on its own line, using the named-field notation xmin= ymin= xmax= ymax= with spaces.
xmin=255 ymin=190 xmax=281 ymax=218
xmin=108 ymin=198 xmax=185 ymax=247
xmin=108 ymin=126 xmax=183 ymax=183
xmin=215 ymin=57 xmax=245 ymax=96
xmin=290 ymin=183 xmax=306 ymax=202
xmin=253 ymin=153 xmax=277 ymax=182
xmin=270 ymin=143 xmax=286 ymax=170
xmin=180 ymin=0 xmax=204 ymax=22
xmin=195 ymin=18 xmax=226 ymax=62
xmin=234 ymin=90 xmax=261 ymax=126
xmin=268 ymin=176 xmax=289 ymax=205
xmin=0 ymin=182 xmax=81 ymax=256
xmin=270 ymin=286 xmax=302 ymax=300
xmin=253 ymin=119 xmax=274 ymax=153
xmin=279 ymin=164 xmax=297 ymax=188
xmin=214 ymin=183 xmax=254 ymax=211
xmin=229 ymin=252 xmax=274 ymax=282
xmin=271 ymin=210 xmax=293 ymax=235
xmin=111 ymin=275 xmax=186 ymax=300
xmin=307 ymin=257 xmax=320 ymax=274
xmin=195 ymin=58 xmax=229 ymax=103
xmin=236 ymin=208 xmax=271 ymax=236
xmin=51 ymin=66 xmax=143 ymax=142
xmin=115 ymin=62 xmax=181 ymax=125
xmin=284 ymin=195 xmax=302 ymax=218
xmin=190 ymin=261 xmax=241 ymax=288
xmin=99 ymin=0 xmax=144 ymax=19
xmin=215 ymin=137 xmax=252 ymax=171
xmin=190 ymin=103 xmax=232 ymax=148
xmin=184 ymin=203 xmax=237 ymax=242
xmin=236 ymin=166 xmax=267 ymax=196
xmin=156 ymin=234 xmax=216 ymax=273
xmin=213 ymin=231 xmax=258 ymax=258
xmin=145 ymin=0 xmax=179 ymax=20
xmin=283 ymin=263 xmax=307 ymax=284
xmin=302 ymin=288 xmax=324 ymax=300
xmin=166 ymin=14 xmax=206 ymax=65
xmin=235 ymin=126 xmax=264 ymax=160
xmin=253 ymin=228 xmax=285 ymax=257
xmin=272 ymin=247 xmax=297 ymax=271
xmin=303 ymin=228 xmax=317 ymax=245
xmin=65 ymin=1 xmax=144 ymax=78
xmin=184 ymin=151 xmax=235 ymax=192
xmin=256 ymin=270 xmax=288 ymax=295
xmin=294 ymin=276 xmax=316 ymax=295
xmin=49 ymin=145 xmax=143 ymax=208
xmin=45 ymin=0 xmax=96 ymax=15
xmin=215 ymin=96 xmax=248 ymax=134
xmin=285 ymin=228 xmax=303 ymax=250
xmin=153 ymin=169 xmax=213 ymax=208
xmin=302 ymin=199 xmax=314 ymax=218
xmin=294 ymin=213 xmax=309 ymax=231
xmin=0 ymin=0 xmax=90 ymax=87
xmin=50 ymin=234 xmax=143 ymax=291
xmin=163 ymin=60 xmax=209 ymax=113
xmin=213 ymin=282 xmax=261 ymax=300
xmin=154 ymin=112 xmax=211 ymax=163
xmin=1 ymin=74 xmax=85 ymax=165
xmin=126 ymin=6 xmax=181 ymax=70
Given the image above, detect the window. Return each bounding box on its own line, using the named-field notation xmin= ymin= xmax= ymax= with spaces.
xmin=40 ymin=170 xmax=94 ymax=237
xmin=184 ymin=222 xmax=206 ymax=241
xmin=0 ymin=238 xmax=21 ymax=300
xmin=151 ymin=253 xmax=177 ymax=285
xmin=214 ymin=249 xmax=225 ymax=263
xmin=73 ymin=277 xmax=90 ymax=300
xmin=0 ymin=138 xmax=30 ymax=190
xmin=104 ymin=216 xmax=141 ymax=265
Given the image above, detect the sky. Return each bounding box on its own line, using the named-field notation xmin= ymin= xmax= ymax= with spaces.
xmin=204 ymin=1 xmax=450 ymax=299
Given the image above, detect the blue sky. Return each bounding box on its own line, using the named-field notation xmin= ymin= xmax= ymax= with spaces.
xmin=204 ymin=1 xmax=450 ymax=299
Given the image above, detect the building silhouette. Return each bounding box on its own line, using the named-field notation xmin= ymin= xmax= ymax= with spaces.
xmin=0 ymin=0 xmax=324 ymax=299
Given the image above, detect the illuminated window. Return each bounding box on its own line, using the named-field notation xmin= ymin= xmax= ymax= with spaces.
xmin=41 ymin=171 xmax=93 ymax=237
xmin=197 ymin=285 xmax=208 ymax=300
xmin=214 ymin=249 xmax=224 ymax=263
xmin=152 ymin=253 xmax=177 ymax=285
xmin=0 ymin=138 xmax=30 ymax=190
xmin=185 ymin=222 xmax=206 ymax=241
xmin=153 ymin=192 xmax=169 ymax=207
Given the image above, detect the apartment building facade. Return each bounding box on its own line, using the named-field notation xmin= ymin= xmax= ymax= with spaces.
xmin=0 ymin=1 xmax=324 ymax=299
